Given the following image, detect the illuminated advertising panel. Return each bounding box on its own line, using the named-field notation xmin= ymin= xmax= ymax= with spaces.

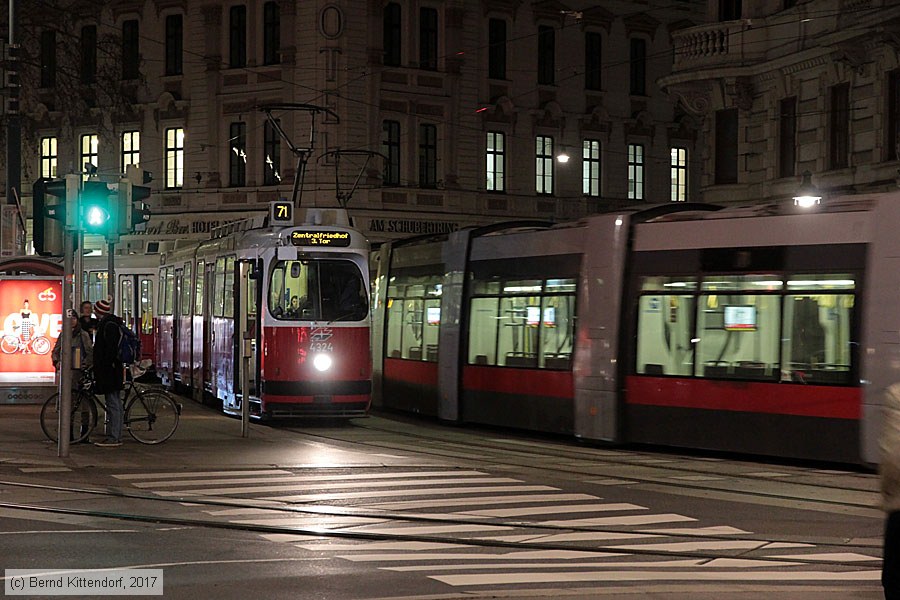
xmin=0 ymin=278 xmax=63 ymax=384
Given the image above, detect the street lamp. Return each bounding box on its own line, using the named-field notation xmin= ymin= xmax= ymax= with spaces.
xmin=792 ymin=171 xmax=822 ymax=208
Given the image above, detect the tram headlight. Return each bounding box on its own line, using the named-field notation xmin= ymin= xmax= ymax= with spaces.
xmin=313 ymin=353 xmax=333 ymax=372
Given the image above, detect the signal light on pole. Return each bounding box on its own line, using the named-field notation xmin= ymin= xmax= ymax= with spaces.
xmin=80 ymin=180 xmax=112 ymax=235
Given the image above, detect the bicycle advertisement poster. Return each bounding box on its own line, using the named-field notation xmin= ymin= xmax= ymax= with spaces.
xmin=0 ymin=277 xmax=63 ymax=384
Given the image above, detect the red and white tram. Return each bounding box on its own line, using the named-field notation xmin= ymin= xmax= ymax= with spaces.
xmin=157 ymin=214 xmax=371 ymax=418
xmin=82 ymin=254 xmax=157 ymax=364
xmin=373 ymin=195 xmax=900 ymax=464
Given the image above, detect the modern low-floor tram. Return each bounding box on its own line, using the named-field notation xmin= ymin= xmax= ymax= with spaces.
xmin=372 ymin=195 xmax=900 ymax=465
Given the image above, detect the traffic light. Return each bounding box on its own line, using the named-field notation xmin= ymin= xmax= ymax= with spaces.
xmin=32 ymin=178 xmax=62 ymax=256
xmin=119 ymin=168 xmax=153 ymax=234
xmin=32 ymin=175 xmax=78 ymax=255
xmin=80 ymin=180 xmax=113 ymax=236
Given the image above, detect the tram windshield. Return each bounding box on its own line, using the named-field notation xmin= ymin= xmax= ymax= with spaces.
xmin=269 ymin=259 xmax=368 ymax=322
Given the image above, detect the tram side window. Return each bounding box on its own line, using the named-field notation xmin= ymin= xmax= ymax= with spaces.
xmin=224 ymin=257 xmax=235 ymax=318
xmin=384 ymin=274 xmax=441 ymax=361
xmin=467 ymin=277 xmax=576 ymax=369
xmin=120 ymin=279 xmax=134 ymax=330
xmin=213 ymin=257 xmax=226 ymax=317
xmin=84 ymin=271 xmax=106 ymax=305
xmin=140 ymin=277 xmax=153 ymax=334
xmin=695 ymin=294 xmax=781 ymax=380
xmin=468 ymin=297 xmax=500 ymax=365
xmin=782 ymin=293 xmax=854 ymax=384
xmin=635 ymin=294 xmax=695 ymax=376
xmin=385 ymin=290 xmax=404 ymax=359
xmin=195 ymin=260 xmax=205 ymax=317
xmin=181 ymin=263 xmax=193 ymax=316
xmin=163 ymin=267 xmax=175 ymax=316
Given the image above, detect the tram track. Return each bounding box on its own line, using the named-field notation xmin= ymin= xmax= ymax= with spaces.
xmin=0 ymin=478 xmax=881 ymax=569
xmin=281 ymin=417 xmax=879 ymax=512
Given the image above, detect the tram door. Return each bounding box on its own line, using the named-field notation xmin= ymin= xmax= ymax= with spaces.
xmin=171 ymin=268 xmax=183 ymax=383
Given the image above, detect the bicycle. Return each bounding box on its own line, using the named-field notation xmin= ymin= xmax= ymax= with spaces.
xmin=40 ymin=362 xmax=181 ymax=445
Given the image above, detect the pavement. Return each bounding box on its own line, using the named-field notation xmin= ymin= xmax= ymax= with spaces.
xmin=0 ymin=396 xmax=360 ymax=473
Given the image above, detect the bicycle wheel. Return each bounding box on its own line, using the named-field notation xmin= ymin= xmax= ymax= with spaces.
xmin=40 ymin=391 xmax=98 ymax=443
xmin=125 ymin=391 xmax=180 ymax=444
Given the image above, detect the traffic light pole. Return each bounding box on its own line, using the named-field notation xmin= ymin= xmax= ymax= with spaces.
xmin=107 ymin=241 xmax=114 ymax=299
xmin=57 ymin=228 xmax=75 ymax=457
xmin=74 ymin=231 xmax=83 ymax=309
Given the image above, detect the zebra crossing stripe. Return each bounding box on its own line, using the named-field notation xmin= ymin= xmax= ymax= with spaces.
xmin=427 ymin=569 xmax=882 ymax=586
xmin=382 ymin=557 xmax=805 ymax=571
xmin=129 ymin=470 xmax=492 ymax=488
xmin=152 ymin=477 xmax=523 ymax=497
xmin=368 ymin=493 xmax=597 ymax=511
xmin=258 ymin=485 xmax=559 ymax=502
xmin=112 ymin=470 xmax=292 ymax=480
xmin=337 ymin=550 xmax=609 ymax=562
xmin=539 ymin=514 xmax=696 ymax=527
xmin=460 ymin=503 xmax=647 ymax=518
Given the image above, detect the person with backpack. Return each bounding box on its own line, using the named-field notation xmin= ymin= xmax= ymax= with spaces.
xmin=92 ymin=297 xmax=125 ymax=447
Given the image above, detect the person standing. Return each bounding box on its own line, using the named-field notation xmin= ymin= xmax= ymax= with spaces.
xmin=92 ymin=297 xmax=125 ymax=447
xmin=882 ymin=383 xmax=900 ymax=599
xmin=78 ymin=300 xmax=98 ymax=340
xmin=52 ymin=309 xmax=94 ymax=443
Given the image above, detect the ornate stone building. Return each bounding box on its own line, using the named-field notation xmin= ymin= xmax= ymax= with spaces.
xmin=660 ymin=0 xmax=900 ymax=206
xmin=2 ymin=0 xmax=704 ymax=250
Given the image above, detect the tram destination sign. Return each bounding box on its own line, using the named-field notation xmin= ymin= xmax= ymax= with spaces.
xmin=290 ymin=229 xmax=352 ymax=247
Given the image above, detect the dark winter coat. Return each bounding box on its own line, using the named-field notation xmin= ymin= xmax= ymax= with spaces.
xmin=92 ymin=315 xmax=124 ymax=394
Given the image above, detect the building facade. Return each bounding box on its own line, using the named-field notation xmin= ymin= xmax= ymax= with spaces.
xmin=660 ymin=0 xmax=900 ymax=206
xmin=3 ymin=0 xmax=704 ymax=250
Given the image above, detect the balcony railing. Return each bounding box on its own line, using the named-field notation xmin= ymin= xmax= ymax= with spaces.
xmin=672 ymin=21 xmax=764 ymax=71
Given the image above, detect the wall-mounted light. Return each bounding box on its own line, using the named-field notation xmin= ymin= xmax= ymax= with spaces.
xmin=556 ymin=146 xmax=570 ymax=164
xmin=792 ymin=171 xmax=822 ymax=208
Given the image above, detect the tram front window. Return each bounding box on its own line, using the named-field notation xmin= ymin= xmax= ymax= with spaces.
xmin=269 ymin=259 xmax=368 ymax=322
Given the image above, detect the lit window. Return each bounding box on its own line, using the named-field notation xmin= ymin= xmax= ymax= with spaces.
xmin=81 ymin=134 xmax=99 ymax=179
xmin=583 ymin=139 xmax=600 ymax=197
xmin=486 ymin=132 xmax=505 ymax=192
xmin=165 ymin=127 xmax=184 ymax=189
xmin=40 ymin=137 xmax=57 ymax=179
xmin=628 ymin=143 xmax=644 ymax=200
xmin=122 ymin=131 xmax=140 ymax=174
xmin=670 ymin=147 xmax=687 ymax=202
xmin=536 ymin=136 xmax=553 ymax=195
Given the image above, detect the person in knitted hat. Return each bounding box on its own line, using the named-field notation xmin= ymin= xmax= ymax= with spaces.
xmin=92 ymin=296 xmax=124 ymax=447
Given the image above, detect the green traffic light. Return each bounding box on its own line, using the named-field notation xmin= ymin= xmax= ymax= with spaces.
xmin=80 ymin=180 xmax=113 ymax=234
xmin=86 ymin=205 xmax=108 ymax=227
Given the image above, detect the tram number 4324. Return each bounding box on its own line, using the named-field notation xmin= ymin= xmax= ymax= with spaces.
xmin=310 ymin=342 xmax=334 ymax=352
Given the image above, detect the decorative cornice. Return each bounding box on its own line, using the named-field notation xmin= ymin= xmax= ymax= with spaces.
xmin=830 ymin=40 xmax=870 ymax=76
xmin=531 ymin=0 xmax=569 ymax=26
xmin=109 ymin=0 xmax=143 ymax=20
xmin=579 ymin=6 xmax=614 ymax=34
xmin=481 ymin=0 xmax=524 ymax=19
xmin=726 ymin=76 xmax=754 ymax=112
xmin=152 ymin=0 xmax=187 ymax=17
xmin=623 ymin=13 xmax=660 ymax=40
